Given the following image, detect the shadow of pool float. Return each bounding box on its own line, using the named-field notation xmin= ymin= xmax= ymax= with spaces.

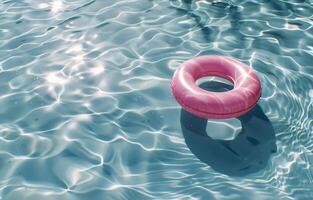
xmin=180 ymin=81 xmax=277 ymax=176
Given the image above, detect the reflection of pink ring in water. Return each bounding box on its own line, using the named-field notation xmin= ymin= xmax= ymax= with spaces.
xmin=171 ymin=55 xmax=261 ymax=119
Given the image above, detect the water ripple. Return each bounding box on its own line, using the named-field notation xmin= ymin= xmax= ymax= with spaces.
xmin=0 ymin=0 xmax=313 ymax=199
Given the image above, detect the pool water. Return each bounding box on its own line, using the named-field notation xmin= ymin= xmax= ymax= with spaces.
xmin=0 ymin=0 xmax=313 ymax=199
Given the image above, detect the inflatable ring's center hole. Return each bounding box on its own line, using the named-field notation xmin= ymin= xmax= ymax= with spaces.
xmin=206 ymin=118 xmax=242 ymax=141
xmin=196 ymin=76 xmax=234 ymax=92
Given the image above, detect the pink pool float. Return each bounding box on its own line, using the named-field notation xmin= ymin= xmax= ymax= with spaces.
xmin=171 ymin=55 xmax=261 ymax=119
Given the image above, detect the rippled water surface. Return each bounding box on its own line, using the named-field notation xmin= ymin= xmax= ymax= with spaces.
xmin=1 ymin=0 xmax=313 ymax=199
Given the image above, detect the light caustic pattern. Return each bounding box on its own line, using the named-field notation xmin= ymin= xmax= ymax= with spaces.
xmin=0 ymin=0 xmax=313 ymax=199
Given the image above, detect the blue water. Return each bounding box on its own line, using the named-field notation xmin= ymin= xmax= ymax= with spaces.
xmin=0 ymin=0 xmax=313 ymax=199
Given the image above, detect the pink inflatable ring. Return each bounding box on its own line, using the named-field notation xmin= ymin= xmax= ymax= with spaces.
xmin=171 ymin=55 xmax=261 ymax=119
